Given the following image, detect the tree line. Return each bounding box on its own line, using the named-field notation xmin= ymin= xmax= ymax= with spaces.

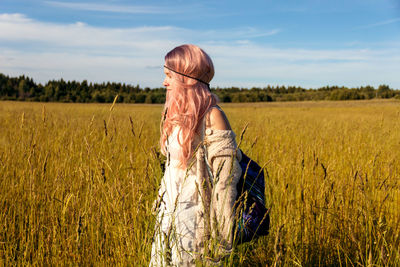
xmin=1 ymin=73 xmax=399 ymax=103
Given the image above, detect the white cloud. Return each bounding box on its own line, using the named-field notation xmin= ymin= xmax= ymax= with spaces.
xmin=354 ymin=17 xmax=400 ymax=29
xmin=0 ymin=13 xmax=399 ymax=88
xmin=0 ymin=13 xmax=180 ymax=50
xmin=0 ymin=49 xmax=163 ymax=85
xmin=0 ymin=13 xmax=32 ymax=23
xmin=206 ymin=43 xmax=400 ymax=88
xmin=44 ymin=1 xmax=181 ymax=14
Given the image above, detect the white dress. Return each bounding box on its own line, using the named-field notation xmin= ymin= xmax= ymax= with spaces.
xmin=150 ymin=127 xmax=199 ymax=266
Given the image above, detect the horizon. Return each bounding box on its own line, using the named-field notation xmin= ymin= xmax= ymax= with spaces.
xmin=1 ymin=0 xmax=400 ymax=89
xmin=1 ymin=71 xmax=399 ymax=90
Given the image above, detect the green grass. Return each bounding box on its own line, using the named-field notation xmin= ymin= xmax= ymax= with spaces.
xmin=0 ymin=100 xmax=399 ymax=266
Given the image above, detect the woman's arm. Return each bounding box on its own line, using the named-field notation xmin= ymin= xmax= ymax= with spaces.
xmin=206 ymin=107 xmax=242 ymax=247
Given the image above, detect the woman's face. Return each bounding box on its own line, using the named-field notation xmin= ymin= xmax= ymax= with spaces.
xmin=163 ymin=67 xmax=174 ymax=91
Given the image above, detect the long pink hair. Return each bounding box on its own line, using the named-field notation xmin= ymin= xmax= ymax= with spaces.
xmin=160 ymin=44 xmax=218 ymax=167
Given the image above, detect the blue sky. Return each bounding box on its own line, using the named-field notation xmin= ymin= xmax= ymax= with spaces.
xmin=1 ymin=0 xmax=399 ymax=88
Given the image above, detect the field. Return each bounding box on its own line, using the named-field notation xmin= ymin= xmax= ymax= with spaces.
xmin=0 ymin=100 xmax=399 ymax=266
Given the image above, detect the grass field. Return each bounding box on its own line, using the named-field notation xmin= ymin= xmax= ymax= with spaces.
xmin=1 ymin=100 xmax=399 ymax=266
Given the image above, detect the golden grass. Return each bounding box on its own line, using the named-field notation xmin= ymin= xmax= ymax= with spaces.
xmin=0 ymin=100 xmax=399 ymax=266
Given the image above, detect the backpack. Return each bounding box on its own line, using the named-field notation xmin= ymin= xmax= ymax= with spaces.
xmin=234 ymin=150 xmax=270 ymax=243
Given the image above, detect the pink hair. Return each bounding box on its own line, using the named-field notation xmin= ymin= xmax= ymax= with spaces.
xmin=160 ymin=44 xmax=218 ymax=168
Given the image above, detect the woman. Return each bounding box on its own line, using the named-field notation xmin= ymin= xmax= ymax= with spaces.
xmin=150 ymin=44 xmax=242 ymax=266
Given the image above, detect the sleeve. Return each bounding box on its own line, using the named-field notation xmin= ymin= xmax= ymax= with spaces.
xmin=206 ymin=130 xmax=242 ymax=247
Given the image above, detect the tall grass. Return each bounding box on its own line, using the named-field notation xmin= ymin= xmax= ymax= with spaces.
xmin=0 ymin=100 xmax=399 ymax=266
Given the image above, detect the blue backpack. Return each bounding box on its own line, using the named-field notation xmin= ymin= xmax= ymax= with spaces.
xmin=234 ymin=150 xmax=270 ymax=244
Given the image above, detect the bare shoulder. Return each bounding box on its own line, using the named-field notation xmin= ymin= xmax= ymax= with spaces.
xmin=207 ymin=106 xmax=232 ymax=130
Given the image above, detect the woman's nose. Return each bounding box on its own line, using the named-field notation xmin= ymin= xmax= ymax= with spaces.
xmin=163 ymin=78 xmax=169 ymax=87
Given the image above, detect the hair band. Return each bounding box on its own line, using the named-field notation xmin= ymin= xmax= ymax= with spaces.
xmin=164 ymin=65 xmax=211 ymax=89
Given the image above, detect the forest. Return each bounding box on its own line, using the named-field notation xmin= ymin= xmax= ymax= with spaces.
xmin=1 ymin=73 xmax=399 ymax=103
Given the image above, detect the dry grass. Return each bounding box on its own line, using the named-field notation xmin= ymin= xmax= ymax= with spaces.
xmin=0 ymin=100 xmax=399 ymax=266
